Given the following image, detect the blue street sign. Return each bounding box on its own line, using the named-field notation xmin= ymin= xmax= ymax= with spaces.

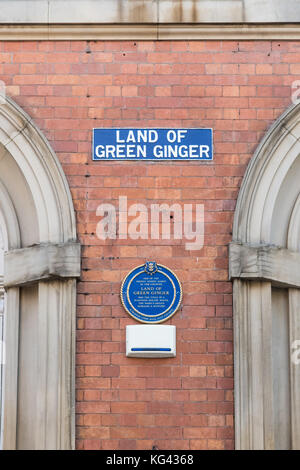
xmin=93 ymin=128 xmax=213 ymax=161
xmin=120 ymin=262 xmax=182 ymax=324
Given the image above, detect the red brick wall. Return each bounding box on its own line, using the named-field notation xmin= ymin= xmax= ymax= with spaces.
xmin=0 ymin=39 xmax=298 ymax=450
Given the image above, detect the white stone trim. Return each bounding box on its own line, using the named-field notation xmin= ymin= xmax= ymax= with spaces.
xmin=1 ymin=288 xmax=19 ymax=449
xmin=1 ymin=23 xmax=300 ymax=40
xmin=288 ymin=192 xmax=300 ymax=252
xmin=233 ymin=280 xmax=275 ymax=449
xmin=0 ymin=183 xmax=20 ymax=450
xmin=0 ymin=182 xmax=20 ymax=251
xmin=0 ymin=96 xmax=79 ymax=450
xmin=229 ymin=242 xmax=300 ymax=288
xmin=288 ymin=289 xmax=300 ymax=449
xmin=3 ymin=103 xmax=76 ymax=244
xmin=4 ymin=243 xmax=81 ymax=288
xmin=231 ymin=102 xmax=300 ymax=450
xmin=0 ymin=1 xmax=300 ymax=25
xmin=35 ymin=280 xmax=76 ymax=449
xmin=233 ymin=102 xmax=300 ymax=245
xmin=287 ymin=191 xmax=300 ymax=449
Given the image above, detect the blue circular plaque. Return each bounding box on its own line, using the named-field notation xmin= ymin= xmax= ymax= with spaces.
xmin=120 ymin=261 xmax=182 ymax=324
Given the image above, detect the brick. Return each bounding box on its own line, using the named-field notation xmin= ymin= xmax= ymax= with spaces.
xmin=111 ymin=402 xmax=146 ymax=414
xmin=223 ymin=86 xmax=239 ymax=96
xmin=182 ymin=377 xmax=217 ymax=389
xmin=155 ymin=86 xmax=171 ymax=97
xmin=207 ymin=439 xmax=225 ymax=450
xmin=189 ymin=366 xmax=207 ymax=377
xmin=6 ymin=38 xmax=296 ymax=451
xmin=190 ymin=440 xmax=208 ymax=450
xmin=105 ymin=86 xmax=121 ymax=97
xmin=146 ymin=378 xmax=181 ymax=389
xmin=122 ymin=86 xmax=138 ymax=97
xmin=84 ymin=390 xmax=101 ymax=401
xmin=184 ymin=427 xmax=216 ymax=439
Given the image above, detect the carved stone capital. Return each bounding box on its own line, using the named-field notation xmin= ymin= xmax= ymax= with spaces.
xmin=229 ymin=242 xmax=300 ymax=288
xmin=4 ymin=242 xmax=81 ymax=288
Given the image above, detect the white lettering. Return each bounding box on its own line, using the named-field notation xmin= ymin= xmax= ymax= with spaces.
xmin=95 ymin=197 xmax=205 ymax=252
xmin=200 ymin=145 xmax=210 ymax=159
xmin=167 ymin=129 xmax=177 ymax=143
xmin=106 ymin=145 xmax=116 ymax=158
xmin=184 ymin=204 xmax=205 ymax=251
xmin=137 ymin=129 xmax=147 ymax=142
xmin=178 ymin=129 xmax=187 ymax=142
xmin=128 ymin=203 xmax=148 ymax=240
xmin=151 ymin=204 xmax=182 ymax=240
xmin=127 ymin=130 xmax=135 ymax=142
xmin=153 ymin=145 xmax=163 ymax=158
xmin=116 ymin=145 xmax=126 ymax=158
xmin=178 ymin=145 xmax=188 ymax=158
xmin=96 ymin=204 xmax=116 ymax=239
xmin=106 ymin=455 xmax=141 ymax=468
xmin=95 ymin=145 xmax=105 ymax=158
xmin=118 ymin=196 xmax=127 ymax=240
xmin=116 ymin=130 xmax=124 ymax=143
xmin=137 ymin=145 xmax=147 ymax=158
xmin=168 ymin=145 xmax=178 ymax=158
xmin=148 ymin=130 xmax=158 ymax=143
xmin=189 ymin=145 xmax=199 ymax=157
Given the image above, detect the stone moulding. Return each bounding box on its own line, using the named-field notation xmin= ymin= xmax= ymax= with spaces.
xmin=0 ymin=96 xmax=80 ymax=450
xmin=0 ymin=23 xmax=300 ymax=40
xmin=4 ymin=242 xmax=81 ymax=288
xmin=0 ymin=0 xmax=300 ymax=26
xmin=230 ymin=101 xmax=300 ymax=450
xmin=229 ymin=242 xmax=300 ymax=289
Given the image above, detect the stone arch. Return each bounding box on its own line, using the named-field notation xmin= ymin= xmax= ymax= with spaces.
xmin=0 ymin=96 xmax=80 ymax=449
xmin=0 ymin=214 xmax=6 ymax=448
xmin=230 ymin=102 xmax=300 ymax=449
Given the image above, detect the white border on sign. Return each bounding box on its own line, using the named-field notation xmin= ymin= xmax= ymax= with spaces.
xmin=92 ymin=127 xmax=214 ymax=162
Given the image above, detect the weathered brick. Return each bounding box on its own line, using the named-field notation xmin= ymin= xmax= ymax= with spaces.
xmin=3 ymin=38 xmax=296 ymax=450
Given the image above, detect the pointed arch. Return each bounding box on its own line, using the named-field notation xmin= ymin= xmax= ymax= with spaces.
xmin=230 ymin=102 xmax=300 ymax=449
xmin=0 ymin=96 xmax=80 ymax=449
